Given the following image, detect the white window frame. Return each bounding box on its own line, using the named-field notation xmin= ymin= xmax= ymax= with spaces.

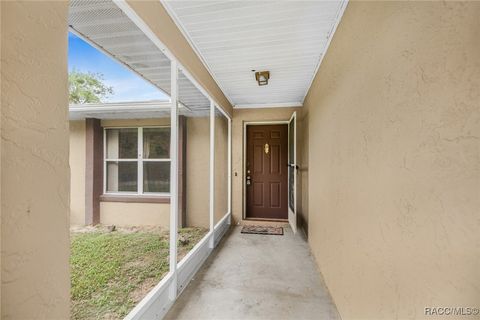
xmin=103 ymin=125 xmax=171 ymax=196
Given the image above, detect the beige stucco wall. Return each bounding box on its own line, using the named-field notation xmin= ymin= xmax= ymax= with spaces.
xmin=303 ymin=2 xmax=480 ymax=319
xmin=184 ymin=115 xmax=230 ymax=228
xmin=231 ymin=107 xmax=301 ymax=224
xmin=100 ymin=202 xmax=170 ymax=227
xmin=125 ymin=0 xmax=233 ymax=117
xmin=185 ymin=117 xmax=210 ymax=228
xmin=214 ymin=114 xmax=229 ymax=224
xmin=1 ymin=1 xmax=70 ymax=318
xmin=70 ymin=120 xmax=86 ymax=226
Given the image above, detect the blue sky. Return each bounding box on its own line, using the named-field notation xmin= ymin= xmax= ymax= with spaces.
xmin=68 ymin=32 xmax=168 ymax=102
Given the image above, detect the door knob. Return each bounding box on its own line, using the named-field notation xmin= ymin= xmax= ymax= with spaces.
xmin=287 ymin=163 xmax=299 ymax=170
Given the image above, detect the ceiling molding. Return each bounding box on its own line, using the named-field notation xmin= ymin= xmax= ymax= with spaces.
xmin=234 ymin=102 xmax=303 ymax=109
xmin=301 ymin=0 xmax=349 ymax=104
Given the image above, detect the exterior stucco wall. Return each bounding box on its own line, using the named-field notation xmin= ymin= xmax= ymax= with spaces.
xmin=100 ymin=202 xmax=170 ymax=227
xmin=70 ymin=120 xmax=86 ymax=226
xmin=1 ymin=1 xmax=70 ymax=318
xmin=214 ymin=114 xmax=229 ymax=224
xmin=303 ymin=2 xmax=480 ymax=319
xmin=184 ymin=115 xmax=229 ymax=228
xmin=231 ymin=107 xmax=302 ymax=225
xmin=185 ymin=117 xmax=210 ymax=228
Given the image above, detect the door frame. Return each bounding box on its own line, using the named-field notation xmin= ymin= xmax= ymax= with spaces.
xmin=243 ymin=120 xmax=290 ymax=220
xmin=288 ymin=112 xmax=297 ymax=234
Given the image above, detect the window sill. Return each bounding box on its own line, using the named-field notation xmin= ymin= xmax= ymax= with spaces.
xmin=100 ymin=194 xmax=170 ymax=204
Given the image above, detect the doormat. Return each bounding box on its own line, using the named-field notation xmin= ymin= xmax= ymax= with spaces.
xmin=241 ymin=225 xmax=284 ymax=236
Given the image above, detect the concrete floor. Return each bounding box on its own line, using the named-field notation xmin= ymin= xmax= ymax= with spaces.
xmin=165 ymin=226 xmax=340 ymax=320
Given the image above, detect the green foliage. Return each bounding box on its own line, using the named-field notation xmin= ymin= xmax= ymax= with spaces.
xmin=70 ymin=227 xmax=207 ymax=320
xmin=68 ymin=69 xmax=113 ymax=104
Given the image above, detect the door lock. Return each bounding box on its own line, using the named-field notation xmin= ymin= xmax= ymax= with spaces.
xmin=287 ymin=163 xmax=299 ymax=170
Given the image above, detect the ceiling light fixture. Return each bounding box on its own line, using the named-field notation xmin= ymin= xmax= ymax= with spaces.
xmin=254 ymin=71 xmax=270 ymax=86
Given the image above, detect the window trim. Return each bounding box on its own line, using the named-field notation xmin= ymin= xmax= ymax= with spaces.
xmin=103 ymin=125 xmax=171 ymax=197
xmin=99 ymin=194 xmax=170 ymax=203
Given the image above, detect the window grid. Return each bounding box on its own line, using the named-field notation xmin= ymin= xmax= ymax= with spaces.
xmin=103 ymin=126 xmax=171 ymax=196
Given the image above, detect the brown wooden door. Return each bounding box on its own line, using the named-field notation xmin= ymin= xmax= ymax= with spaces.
xmin=246 ymin=124 xmax=288 ymax=219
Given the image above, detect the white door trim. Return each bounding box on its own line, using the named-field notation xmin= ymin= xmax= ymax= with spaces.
xmin=288 ymin=112 xmax=297 ymax=234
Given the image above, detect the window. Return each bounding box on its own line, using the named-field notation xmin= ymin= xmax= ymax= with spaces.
xmin=104 ymin=127 xmax=170 ymax=195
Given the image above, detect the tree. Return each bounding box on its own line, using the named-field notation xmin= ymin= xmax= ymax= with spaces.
xmin=68 ymin=69 xmax=113 ymax=104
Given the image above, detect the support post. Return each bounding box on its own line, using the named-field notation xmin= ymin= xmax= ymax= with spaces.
xmin=178 ymin=115 xmax=187 ymax=228
xmin=209 ymin=100 xmax=216 ymax=248
xmin=169 ymin=60 xmax=179 ymax=300
xmin=85 ymin=118 xmax=103 ymax=225
xmin=227 ymin=117 xmax=232 ymax=225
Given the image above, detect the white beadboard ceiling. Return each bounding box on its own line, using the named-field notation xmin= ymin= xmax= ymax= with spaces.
xmin=162 ymin=0 xmax=348 ymax=108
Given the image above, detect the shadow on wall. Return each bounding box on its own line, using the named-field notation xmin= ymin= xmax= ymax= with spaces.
xmin=297 ymin=109 xmax=309 ymax=237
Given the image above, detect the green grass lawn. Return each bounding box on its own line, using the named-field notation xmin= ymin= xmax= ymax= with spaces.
xmin=70 ymin=227 xmax=207 ymax=320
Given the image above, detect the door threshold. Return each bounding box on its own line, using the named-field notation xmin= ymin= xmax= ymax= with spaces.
xmin=244 ymin=217 xmax=288 ymax=223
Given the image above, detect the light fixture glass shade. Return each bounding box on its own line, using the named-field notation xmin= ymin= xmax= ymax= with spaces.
xmin=255 ymin=71 xmax=270 ymax=86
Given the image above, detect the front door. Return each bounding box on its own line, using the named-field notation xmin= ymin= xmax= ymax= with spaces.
xmin=246 ymin=124 xmax=288 ymax=219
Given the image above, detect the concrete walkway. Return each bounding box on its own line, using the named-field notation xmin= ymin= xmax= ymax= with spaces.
xmin=165 ymin=226 xmax=340 ymax=320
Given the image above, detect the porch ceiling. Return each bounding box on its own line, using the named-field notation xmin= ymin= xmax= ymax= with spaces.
xmin=68 ymin=0 xmax=210 ymax=116
xmin=69 ymin=0 xmax=347 ymax=112
xmin=162 ymin=1 xmax=348 ymax=108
